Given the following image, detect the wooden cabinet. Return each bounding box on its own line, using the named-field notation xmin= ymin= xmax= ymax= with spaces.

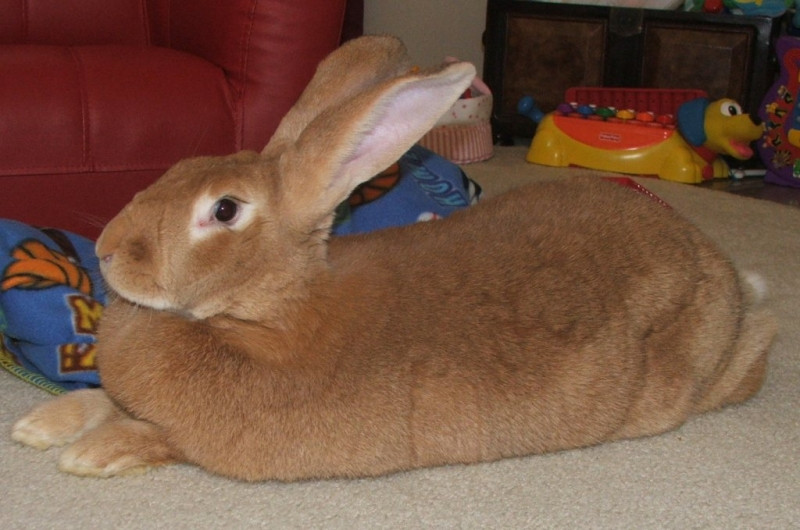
xmin=484 ymin=0 xmax=783 ymax=141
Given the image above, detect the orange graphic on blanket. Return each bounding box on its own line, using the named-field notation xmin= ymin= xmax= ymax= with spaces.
xmin=348 ymin=163 xmax=401 ymax=206
xmin=1 ymin=239 xmax=93 ymax=296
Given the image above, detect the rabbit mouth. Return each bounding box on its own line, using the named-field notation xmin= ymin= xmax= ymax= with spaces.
xmin=99 ymin=257 xmax=173 ymax=310
xmin=106 ymin=277 xmax=173 ymax=312
xmin=116 ymin=289 xmax=173 ymax=311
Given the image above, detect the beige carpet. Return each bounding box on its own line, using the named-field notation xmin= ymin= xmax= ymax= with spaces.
xmin=2 ymin=146 xmax=798 ymax=529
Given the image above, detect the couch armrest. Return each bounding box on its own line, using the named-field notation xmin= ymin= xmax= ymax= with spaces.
xmin=149 ymin=0 xmax=347 ymax=150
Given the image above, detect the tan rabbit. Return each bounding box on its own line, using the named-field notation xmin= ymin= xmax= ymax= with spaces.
xmin=12 ymin=35 xmax=776 ymax=482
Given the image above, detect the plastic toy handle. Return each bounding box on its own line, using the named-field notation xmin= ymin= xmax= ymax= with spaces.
xmin=518 ymin=96 xmax=544 ymax=124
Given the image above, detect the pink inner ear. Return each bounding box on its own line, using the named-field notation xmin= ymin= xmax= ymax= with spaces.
xmin=332 ymin=65 xmax=476 ymax=194
xmin=285 ymin=62 xmax=475 ymax=229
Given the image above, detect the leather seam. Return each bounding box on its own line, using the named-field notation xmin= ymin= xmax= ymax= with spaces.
xmin=234 ymin=0 xmax=259 ymax=150
xmin=166 ymin=0 xmax=172 ymax=47
xmin=0 ymin=163 xmax=172 ymax=175
xmin=21 ymin=0 xmax=28 ymax=41
xmin=139 ymin=0 xmax=151 ymax=46
xmin=67 ymin=48 xmax=92 ymax=171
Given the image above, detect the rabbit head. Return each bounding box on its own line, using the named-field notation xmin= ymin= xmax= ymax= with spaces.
xmin=95 ymin=36 xmax=476 ymax=322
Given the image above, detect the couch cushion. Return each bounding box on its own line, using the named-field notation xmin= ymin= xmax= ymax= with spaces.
xmin=0 ymin=45 xmax=237 ymax=177
xmin=0 ymin=0 xmax=150 ymax=45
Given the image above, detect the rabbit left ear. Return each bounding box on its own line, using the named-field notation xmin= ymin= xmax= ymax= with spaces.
xmin=263 ymin=36 xmax=412 ymax=155
xmin=279 ymin=61 xmax=476 ymax=232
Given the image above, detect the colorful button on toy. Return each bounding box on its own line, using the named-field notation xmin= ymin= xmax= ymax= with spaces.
xmin=556 ymin=103 xmax=574 ymax=115
xmin=656 ymin=113 xmax=675 ymax=126
xmin=576 ymin=104 xmax=594 ymax=117
xmin=595 ymin=107 xmax=615 ymax=119
xmin=616 ymin=109 xmax=635 ymax=120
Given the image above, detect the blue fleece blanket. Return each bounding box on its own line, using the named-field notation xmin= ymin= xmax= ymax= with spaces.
xmin=332 ymin=145 xmax=480 ymax=234
xmin=0 ymin=222 xmax=106 ymax=394
xmin=0 ymin=146 xmax=480 ymax=393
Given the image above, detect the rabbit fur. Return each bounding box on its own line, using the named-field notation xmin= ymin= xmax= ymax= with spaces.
xmin=12 ymin=35 xmax=776 ymax=481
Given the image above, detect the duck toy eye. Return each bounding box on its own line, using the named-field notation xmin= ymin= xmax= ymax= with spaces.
xmin=720 ymin=101 xmax=743 ymax=117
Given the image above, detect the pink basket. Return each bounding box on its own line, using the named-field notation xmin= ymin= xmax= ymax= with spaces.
xmin=420 ymin=121 xmax=493 ymax=164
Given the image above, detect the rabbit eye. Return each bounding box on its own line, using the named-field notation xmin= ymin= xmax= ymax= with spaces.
xmin=214 ymin=198 xmax=238 ymax=223
xmin=191 ymin=194 xmax=254 ymax=241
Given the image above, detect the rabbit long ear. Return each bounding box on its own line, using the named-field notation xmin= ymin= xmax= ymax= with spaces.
xmin=263 ymin=35 xmax=412 ymax=154
xmin=279 ymin=61 xmax=476 ymax=232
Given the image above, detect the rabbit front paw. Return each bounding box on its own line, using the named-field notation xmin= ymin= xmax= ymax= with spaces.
xmin=12 ymin=389 xmax=118 ymax=450
xmin=57 ymin=418 xmax=180 ymax=478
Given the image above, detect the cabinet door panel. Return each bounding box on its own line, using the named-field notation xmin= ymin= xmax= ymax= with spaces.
xmin=642 ymin=24 xmax=752 ymax=105
xmin=503 ymin=15 xmax=606 ymax=118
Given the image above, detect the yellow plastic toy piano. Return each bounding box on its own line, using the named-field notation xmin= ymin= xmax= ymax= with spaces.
xmin=521 ymin=87 xmax=763 ymax=183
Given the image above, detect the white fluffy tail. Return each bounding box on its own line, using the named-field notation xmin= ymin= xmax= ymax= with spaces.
xmin=741 ymin=271 xmax=769 ymax=305
xmin=694 ymin=272 xmax=776 ymax=413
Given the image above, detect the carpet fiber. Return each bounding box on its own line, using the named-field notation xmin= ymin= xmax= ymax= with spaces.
xmin=2 ymin=146 xmax=798 ymax=528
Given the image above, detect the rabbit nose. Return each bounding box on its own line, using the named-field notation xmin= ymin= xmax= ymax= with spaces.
xmin=96 ymin=235 xmax=115 ymax=261
xmin=96 ymin=249 xmax=114 ymax=269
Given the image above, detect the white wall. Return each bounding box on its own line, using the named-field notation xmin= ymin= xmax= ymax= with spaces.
xmin=363 ymin=0 xmax=487 ymax=73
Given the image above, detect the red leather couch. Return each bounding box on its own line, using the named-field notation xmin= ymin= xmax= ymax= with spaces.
xmin=0 ymin=0 xmax=355 ymax=238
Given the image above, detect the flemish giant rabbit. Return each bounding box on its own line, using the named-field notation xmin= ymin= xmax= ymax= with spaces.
xmin=12 ymin=36 xmax=776 ymax=481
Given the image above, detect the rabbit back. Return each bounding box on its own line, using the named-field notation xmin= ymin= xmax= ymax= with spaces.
xmin=327 ymin=177 xmax=770 ymax=451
